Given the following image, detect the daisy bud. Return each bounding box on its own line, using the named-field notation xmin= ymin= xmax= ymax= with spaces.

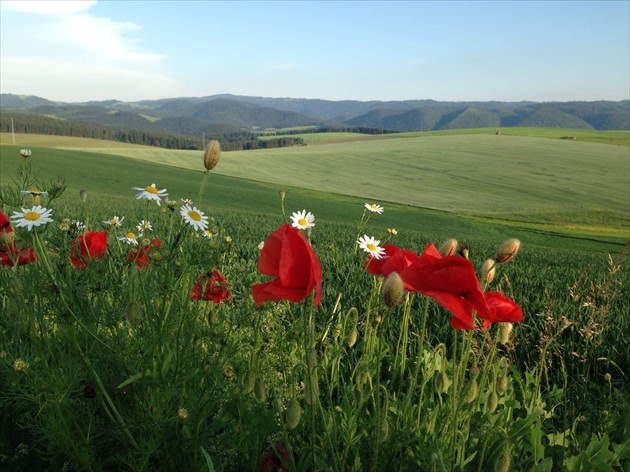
xmin=203 ymin=140 xmax=221 ymax=170
xmin=286 ymin=397 xmax=302 ymax=429
xmin=481 ymin=258 xmax=496 ymax=283
xmin=494 ymin=451 xmax=511 ymax=472
xmin=465 ymin=379 xmax=479 ymax=403
xmin=487 ymin=390 xmax=499 ymax=413
xmin=177 ymin=407 xmax=189 ymax=420
xmin=13 ymin=358 xmax=29 ymax=372
xmin=497 ymin=376 xmax=509 ymax=395
xmin=499 ymin=323 xmax=514 ymax=345
xmin=79 ymin=189 xmax=88 ymax=203
xmin=382 ymin=272 xmax=404 ymax=307
xmin=438 ymin=238 xmax=458 ymax=257
xmin=495 ymin=238 xmax=520 ymax=263
xmin=604 ymin=373 xmax=612 ymax=382
xmin=254 ymin=377 xmax=266 ymax=402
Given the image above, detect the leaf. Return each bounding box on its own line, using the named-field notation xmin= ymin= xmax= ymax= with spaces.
xmin=547 ymin=428 xmax=572 ymax=448
xmin=532 ymin=457 xmax=553 ymax=472
xmin=200 ymin=446 xmax=215 ymax=472
xmin=116 ymin=370 xmax=151 ymax=389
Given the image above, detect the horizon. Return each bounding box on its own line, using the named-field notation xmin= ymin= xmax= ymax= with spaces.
xmin=1 ymin=1 xmax=629 ymax=103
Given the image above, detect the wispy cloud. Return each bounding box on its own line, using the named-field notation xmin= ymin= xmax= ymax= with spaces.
xmin=1 ymin=1 xmax=97 ymax=16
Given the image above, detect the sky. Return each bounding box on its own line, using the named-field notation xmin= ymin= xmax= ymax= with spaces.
xmin=1 ymin=0 xmax=629 ymax=103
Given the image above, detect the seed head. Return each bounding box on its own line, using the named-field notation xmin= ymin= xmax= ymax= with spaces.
xmin=382 ymin=272 xmax=404 ymax=307
xmin=203 ymin=140 xmax=221 ymax=170
xmin=496 ymin=239 xmax=520 ymax=263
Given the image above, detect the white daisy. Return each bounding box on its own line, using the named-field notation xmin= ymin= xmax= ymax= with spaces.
xmin=364 ymin=203 xmax=384 ymax=214
xmin=290 ymin=209 xmax=315 ymax=230
xmin=21 ymin=189 xmax=49 ymax=197
xmin=357 ymin=235 xmax=386 ymax=259
xmin=180 ymin=198 xmax=193 ymax=206
xmin=11 ymin=205 xmax=54 ymax=231
xmin=180 ymin=205 xmax=209 ymax=232
xmin=132 ymin=183 xmax=168 ymax=205
xmin=118 ymin=231 xmax=141 ymax=245
xmin=103 ymin=216 xmax=125 ymax=227
xmin=202 ymin=229 xmax=215 ymax=239
xmin=137 ymin=220 xmax=153 ymax=232
xmin=20 ymin=149 xmax=32 ymax=158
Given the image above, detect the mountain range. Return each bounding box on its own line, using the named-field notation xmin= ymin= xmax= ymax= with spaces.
xmin=1 ymin=93 xmax=628 ymax=136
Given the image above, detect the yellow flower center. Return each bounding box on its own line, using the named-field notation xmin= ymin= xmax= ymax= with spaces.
xmin=126 ymin=232 xmax=136 ymax=239
xmin=24 ymin=211 xmax=40 ymax=221
xmin=110 ymin=218 xmax=118 ymax=224
xmin=188 ymin=210 xmax=202 ymax=221
xmin=367 ymin=243 xmax=376 ymax=251
xmin=371 ymin=205 xmax=378 ymax=210
xmin=298 ymin=218 xmax=308 ymax=226
xmin=145 ymin=185 xmax=158 ymax=194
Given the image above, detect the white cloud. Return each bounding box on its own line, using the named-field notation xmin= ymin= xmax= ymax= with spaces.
xmin=1 ymin=0 xmax=97 ymax=16
xmin=1 ymin=56 xmax=182 ymax=102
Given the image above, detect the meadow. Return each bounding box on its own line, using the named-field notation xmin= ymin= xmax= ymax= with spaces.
xmin=0 ymin=131 xmax=629 ymax=471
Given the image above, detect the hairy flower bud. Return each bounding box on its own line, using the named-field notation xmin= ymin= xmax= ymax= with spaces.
xmin=382 ymin=272 xmax=404 ymax=307
xmin=438 ymin=238 xmax=458 ymax=257
xmin=254 ymin=377 xmax=266 ymax=402
xmin=487 ymin=390 xmax=499 ymax=413
xmin=497 ymin=376 xmax=509 ymax=395
xmin=495 ymin=239 xmax=520 ymax=263
xmin=79 ymin=189 xmax=88 ymax=204
xmin=499 ymin=323 xmax=514 ymax=345
xmin=286 ymin=397 xmax=302 ymax=429
xmin=435 ymin=371 xmax=450 ymax=395
xmin=465 ymin=379 xmax=479 ymax=403
xmin=347 ymin=326 xmax=358 ymax=348
xmin=494 ymin=451 xmax=511 ymax=472
xmin=481 ymin=258 xmax=496 ymax=283
xmin=203 ymin=140 xmax=221 ymax=170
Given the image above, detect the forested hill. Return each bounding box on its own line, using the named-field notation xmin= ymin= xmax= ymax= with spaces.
xmin=1 ymin=94 xmax=628 ymax=145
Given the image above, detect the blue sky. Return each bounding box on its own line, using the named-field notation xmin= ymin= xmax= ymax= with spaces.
xmin=1 ymin=0 xmax=628 ymax=103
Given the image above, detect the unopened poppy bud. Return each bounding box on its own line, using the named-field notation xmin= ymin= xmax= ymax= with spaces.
xmin=347 ymin=326 xmax=358 ymax=348
xmin=124 ymin=302 xmax=144 ymax=328
xmin=439 ymin=238 xmax=458 ymax=257
xmin=469 ymin=366 xmax=480 ymax=379
xmin=487 ymin=391 xmax=499 ymax=412
xmin=286 ymin=397 xmax=302 ymax=429
xmin=494 ymin=451 xmax=511 ymax=472
xmin=382 ymin=272 xmax=404 ymax=307
xmin=481 ymin=258 xmax=496 ymax=283
xmin=254 ymin=377 xmax=266 ymax=402
xmin=79 ymin=189 xmax=88 ymax=203
xmin=243 ymin=371 xmax=256 ymax=393
xmin=203 ymin=140 xmax=221 ymax=170
xmin=379 ymin=418 xmax=390 ymax=442
xmin=499 ymin=323 xmax=514 ymax=345
xmin=435 ymin=371 xmax=450 ymax=394
xmin=279 ymin=190 xmax=286 ymax=203
xmin=496 ymin=238 xmax=520 ymax=263
xmin=465 ymin=379 xmax=478 ymax=403
xmin=497 ymin=376 xmax=509 ymax=395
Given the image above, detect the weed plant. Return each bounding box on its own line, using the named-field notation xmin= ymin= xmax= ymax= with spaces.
xmin=1 ymin=148 xmax=628 ymax=471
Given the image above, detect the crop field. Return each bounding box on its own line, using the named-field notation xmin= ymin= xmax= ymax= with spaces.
xmin=1 ymin=132 xmax=629 ymax=471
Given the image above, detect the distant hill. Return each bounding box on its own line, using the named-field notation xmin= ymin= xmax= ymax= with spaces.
xmin=1 ymin=94 xmax=628 ymax=140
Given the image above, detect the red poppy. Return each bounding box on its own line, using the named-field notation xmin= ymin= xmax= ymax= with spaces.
xmin=259 ymin=444 xmax=290 ymax=472
xmin=0 ymin=243 xmax=38 ymax=267
xmin=191 ymin=269 xmax=232 ymax=303
xmin=376 ymin=248 xmax=418 ymax=278
xmin=252 ymin=224 xmax=322 ymax=306
xmin=481 ymin=292 xmax=523 ymax=329
xmin=0 ymin=211 xmax=15 ymax=245
xmin=127 ymin=238 xmax=161 ymax=269
xmin=69 ymin=231 xmax=108 ymax=268
xmin=400 ymin=243 xmax=490 ymax=330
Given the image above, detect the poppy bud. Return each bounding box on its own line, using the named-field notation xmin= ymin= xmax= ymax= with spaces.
xmin=604 ymin=373 xmax=612 ymax=382
xmin=286 ymin=397 xmax=302 ymax=429
xmin=438 ymin=238 xmax=458 ymax=257
xmin=243 ymin=371 xmax=256 ymax=394
xmin=254 ymin=377 xmax=266 ymax=402
xmin=495 ymin=239 xmax=520 ymax=263
xmin=279 ymin=189 xmax=286 ymax=203
xmin=497 ymin=376 xmax=509 ymax=395
xmin=465 ymin=379 xmax=478 ymax=403
xmin=203 ymin=140 xmax=221 ymax=170
xmin=499 ymin=323 xmax=513 ymax=345
xmin=487 ymin=391 xmax=499 ymax=413
xmin=347 ymin=326 xmax=358 ymax=348
xmin=481 ymin=258 xmax=496 ymax=283
xmin=79 ymin=189 xmax=88 ymax=203
xmin=382 ymin=272 xmax=404 ymax=307
xmin=379 ymin=418 xmax=390 ymax=442
xmin=435 ymin=371 xmax=450 ymax=394
xmin=494 ymin=451 xmax=511 ymax=472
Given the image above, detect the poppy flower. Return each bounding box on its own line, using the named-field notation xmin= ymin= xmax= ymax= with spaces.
xmin=252 ymin=224 xmax=322 ymax=307
xmin=481 ymin=292 xmax=523 ymax=329
xmin=399 ymin=243 xmax=490 ymax=330
xmin=1 ymin=243 xmax=38 ymax=267
xmin=365 ymin=244 xmax=418 ymax=277
xmin=0 ymin=211 xmax=15 ymax=245
xmin=259 ymin=444 xmax=290 ymax=472
xmin=191 ymin=269 xmax=231 ymax=303
xmin=69 ymin=231 xmax=108 ymax=268
xmin=127 ymin=238 xmax=161 ymax=269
